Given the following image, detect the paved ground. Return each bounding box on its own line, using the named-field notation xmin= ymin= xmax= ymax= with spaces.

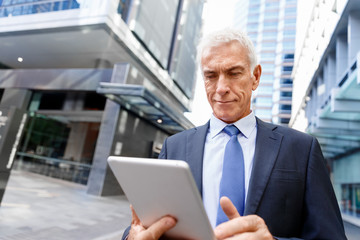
xmin=0 ymin=170 xmax=359 ymax=239
xmin=0 ymin=170 xmax=131 ymax=240
xmin=344 ymin=221 xmax=360 ymax=240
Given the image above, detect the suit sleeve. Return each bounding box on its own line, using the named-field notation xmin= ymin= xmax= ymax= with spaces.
xmin=158 ymin=138 xmax=167 ymax=159
xmin=300 ymin=137 xmax=346 ymax=239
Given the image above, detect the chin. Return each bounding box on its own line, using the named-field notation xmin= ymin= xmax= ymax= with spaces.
xmin=217 ymin=115 xmax=238 ymax=124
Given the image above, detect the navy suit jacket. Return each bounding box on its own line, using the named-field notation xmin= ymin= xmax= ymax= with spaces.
xmin=122 ymin=118 xmax=346 ymax=239
xmin=158 ymin=118 xmax=346 ymax=239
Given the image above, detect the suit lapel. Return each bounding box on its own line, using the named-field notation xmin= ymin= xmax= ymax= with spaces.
xmin=186 ymin=122 xmax=209 ymax=195
xmin=244 ymin=118 xmax=283 ymax=215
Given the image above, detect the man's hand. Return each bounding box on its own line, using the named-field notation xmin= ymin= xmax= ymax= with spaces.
xmin=214 ymin=197 xmax=274 ymax=240
xmin=128 ymin=205 xmax=177 ymax=240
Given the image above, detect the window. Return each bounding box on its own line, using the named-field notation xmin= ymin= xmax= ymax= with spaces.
xmin=263 ymin=21 xmax=278 ymax=28
xmin=38 ymin=92 xmax=66 ymax=110
xmin=248 ymin=14 xmax=259 ymax=22
xmin=284 ymin=18 xmax=296 ymax=26
xmin=263 ymin=31 xmax=277 ymax=38
xmin=261 ymin=52 xmax=276 ymax=61
xmin=249 ymin=7 xmax=260 ymax=14
xmin=280 ymin=104 xmax=292 ymax=110
xmin=262 ymin=63 xmax=275 ymax=72
xmin=283 ymin=41 xmax=295 ymax=50
xmin=279 ymin=118 xmax=290 ymax=124
xmin=255 ymin=109 xmax=272 ymax=117
xmin=265 ymin=2 xmax=279 ymax=9
xmin=0 ymin=0 xmax=80 ymax=17
xmin=264 ymin=11 xmax=279 ymax=19
xmin=247 ymin=23 xmax=259 ymax=31
xmin=282 ymin=66 xmax=293 ymax=72
xmin=280 ymin=91 xmax=292 ymax=97
xmin=341 ymin=184 xmax=360 ymax=215
xmin=255 ymin=97 xmax=272 ymax=107
xmin=281 ymin=78 xmax=292 ymax=84
xmin=283 ymin=29 xmax=296 ymax=37
xmin=283 ymin=54 xmax=294 ymax=60
xmin=258 ymin=86 xmax=273 ymax=94
xmin=285 ymin=7 xmax=297 ymax=15
xmin=84 ymin=92 xmax=106 ymax=110
xmin=261 ymin=75 xmax=274 ymax=83
xmin=262 ymin=41 xmax=277 ymax=49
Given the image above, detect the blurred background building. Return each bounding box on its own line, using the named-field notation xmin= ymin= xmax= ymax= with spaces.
xmin=231 ymin=0 xmax=360 ymax=226
xmin=0 ymin=0 xmax=204 ymax=200
xmin=290 ymin=0 xmax=360 ymax=226
xmin=234 ymin=0 xmax=297 ymax=125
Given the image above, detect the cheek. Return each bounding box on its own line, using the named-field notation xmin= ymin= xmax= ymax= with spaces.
xmin=204 ymin=81 xmax=215 ymax=96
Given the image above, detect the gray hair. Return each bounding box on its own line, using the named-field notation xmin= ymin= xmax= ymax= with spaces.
xmin=197 ymin=28 xmax=258 ymax=71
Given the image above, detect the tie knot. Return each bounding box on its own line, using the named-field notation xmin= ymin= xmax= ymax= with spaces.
xmin=223 ymin=125 xmax=240 ymax=137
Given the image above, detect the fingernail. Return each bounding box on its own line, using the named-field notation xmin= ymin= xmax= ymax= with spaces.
xmin=166 ymin=217 xmax=176 ymax=226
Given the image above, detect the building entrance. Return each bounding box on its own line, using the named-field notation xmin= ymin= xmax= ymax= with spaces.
xmin=14 ymin=111 xmax=100 ymax=185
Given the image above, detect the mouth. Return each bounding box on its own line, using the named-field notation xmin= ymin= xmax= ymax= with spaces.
xmin=215 ymin=100 xmax=235 ymax=104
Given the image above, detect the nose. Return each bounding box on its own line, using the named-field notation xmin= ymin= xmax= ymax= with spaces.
xmin=216 ymin=74 xmax=230 ymax=96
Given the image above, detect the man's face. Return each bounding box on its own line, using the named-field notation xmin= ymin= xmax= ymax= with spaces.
xmin=201 ymin=41 xmax=261 ymax=123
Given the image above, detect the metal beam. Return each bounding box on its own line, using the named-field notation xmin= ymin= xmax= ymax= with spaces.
xmin=317 ymin=137 xmax=360 ymax=148
xmin=331 ymin=88 xmax=360 ymax=112
xmin=322 ymin=151 xmax=335 ymax=158
xmin=308 ymin=124 xmax=360 ymax=136
xmin=314 ymin=117 xmax=360 ymax=130
xmin=331 ymin=98 xmax=360 ymax=112
xmin=321 ymin=146 xmax=347 ymax=154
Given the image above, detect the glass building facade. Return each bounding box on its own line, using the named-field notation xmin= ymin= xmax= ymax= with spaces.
xmin=0 ymin=0 xmax=204 ymax=198
xmin=0 ymin=0 xmax=80 ymax=17
xmin=234 ymin=0 xmax=297 ymax=125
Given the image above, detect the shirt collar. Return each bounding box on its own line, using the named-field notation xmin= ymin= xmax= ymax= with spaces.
xmin=209 ymin=111 xmax=257 ymax=139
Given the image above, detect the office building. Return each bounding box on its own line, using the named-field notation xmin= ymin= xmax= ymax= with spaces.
xmin=0 ymin=0 xmax=203 ymax=199
xmin=290 ymin=0 xmax=360 ymax=226
xmin=234 ymin=0 xmax=297 ymax=125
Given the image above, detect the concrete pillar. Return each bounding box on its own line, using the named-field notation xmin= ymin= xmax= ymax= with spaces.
xmin=64 ymin=122 xmax=89 ymax=162
xmin=63 ymin=92 xmax=85 ymax=111
xmin=336 ymin=34 xmax=348 ymax=81
xmin=317 ymin=75 xmax=324 ymax=106
xmin=86 ymin=100 xmax=123 ymax=196
xmin=327 ymin=53 xmax=336 ymax=92
xmin=312 ymin=82 xmax=318 ymax=116
xmin=87 ymin=63 xmax=128 ymax=196
xmin=0 ymin=89 xmax=31 ymax=204
xmin=348 ymin=11 xmax=360 ymax=64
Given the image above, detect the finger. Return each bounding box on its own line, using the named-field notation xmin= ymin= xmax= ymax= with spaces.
xmin=220 ymin=196 xmax=241 ymax=220
xmin=143 ymin=216 xmax=177 ymax=240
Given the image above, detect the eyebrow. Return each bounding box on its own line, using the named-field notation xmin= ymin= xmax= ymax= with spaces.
xmin=203 ymin=65 xmax=246 ymax=72
xmin=203 ymin=70 xmax=216 ymax=75
xmin=226 ymin=65 xmax=245 ymax=72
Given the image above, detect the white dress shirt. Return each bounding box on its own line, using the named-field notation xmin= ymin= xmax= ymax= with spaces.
xmin=202 ymin=112 xmax=257 ymax=228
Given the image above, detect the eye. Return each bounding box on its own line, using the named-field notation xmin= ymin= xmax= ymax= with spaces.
xmin=229 ymin=71 xmax=241 ymax=77
xmin=204 ymin=73 xmax=218 ymax=80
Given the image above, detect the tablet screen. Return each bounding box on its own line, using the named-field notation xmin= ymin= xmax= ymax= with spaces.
xmin=108 ymin=156 xmax=215 ymax=239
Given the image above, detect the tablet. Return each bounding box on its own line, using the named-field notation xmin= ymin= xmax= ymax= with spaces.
xmin=107 ymin=156 xmax=215 ymax=239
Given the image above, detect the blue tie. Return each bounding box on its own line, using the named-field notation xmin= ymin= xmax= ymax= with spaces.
xmin=216 ymin=125 xmax=245 ymax=226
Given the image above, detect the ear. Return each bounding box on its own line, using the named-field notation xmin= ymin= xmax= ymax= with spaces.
xmin=252 ymin=64 xmax=261 ymax=91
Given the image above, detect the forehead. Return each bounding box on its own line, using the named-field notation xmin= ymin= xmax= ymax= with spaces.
xmin=201 ymin=41 xmax=250 ymax=70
